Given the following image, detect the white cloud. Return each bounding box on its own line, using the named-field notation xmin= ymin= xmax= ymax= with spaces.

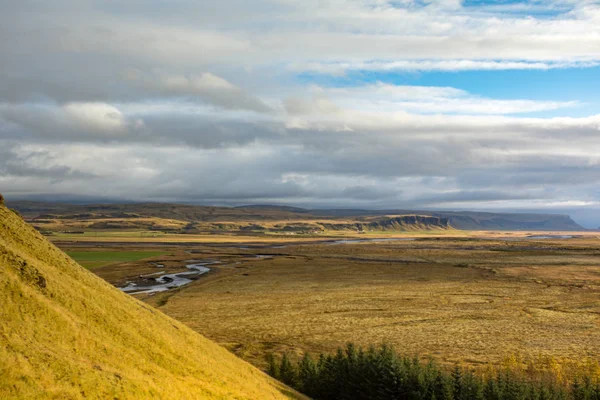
xmin=0 ymin=102 xmax=137 ymax=139
xmin=63 ymin=103 xmax=128 ymax=133
xmin=1 ymin=0 xmax=600 ymax=226
xmin=296 ymin=82 xmax=579 ymax=115
xmin=122 ymin=70 xmax=273 ymax=112
xmin=288 ymin=60 xmax=600 ymax=73
xmin=2 ymin=0 xmax=600 ymax=82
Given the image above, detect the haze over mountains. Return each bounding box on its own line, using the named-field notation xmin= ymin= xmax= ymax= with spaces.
xmin=8 ymin=200 xmax=586 ymax=232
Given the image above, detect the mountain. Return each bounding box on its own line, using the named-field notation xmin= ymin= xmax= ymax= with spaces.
xmin=422 ymin=210 xmax=583 ymax=231
xmin=319 ymin=215 xmax=452 ymax=231
xmin=0 ymin=200 xmax=302 ymax=399
xmin=310 ymin=209 xmax=585 ymax=231
xmin=10 ymin=201 xmax=312 ymax=221
xmin=7 ymin=200 xmax=586 ymax=231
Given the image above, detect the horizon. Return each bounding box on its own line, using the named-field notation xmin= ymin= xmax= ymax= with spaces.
xmin=2 ymin=0 xmax=600 ymax=228
xmin=5 ymin=195 xmax=595 ymax=229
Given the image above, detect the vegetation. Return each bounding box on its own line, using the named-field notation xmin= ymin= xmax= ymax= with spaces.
xmin=66 ymin=250 xmax=167 ymax=269
xmin=268 ymin=344 xmax=600 ymax=400
xmin=0 ymin=204 xmax=303 ymax=399
xmin=142 ymin=235 xmax=600 ymax=373
xmin=23 ymin=200 xmax=599 ymax=398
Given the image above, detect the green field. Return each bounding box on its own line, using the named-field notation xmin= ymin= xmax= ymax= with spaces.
xmin=66 ymin=250 xmax=167 ymax=269
xmin=53 ymin=230 xmax=168 ymax=238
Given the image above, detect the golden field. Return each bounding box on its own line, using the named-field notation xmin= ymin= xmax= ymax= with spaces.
xmin=55 ymin=230 xmax=600 ymax=379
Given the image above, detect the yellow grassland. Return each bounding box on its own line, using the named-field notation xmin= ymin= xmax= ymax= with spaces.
xmin=127 ymin=236 xmax=600 ymax=381
xmin=0 ymin=205 xmax=305 ymax=399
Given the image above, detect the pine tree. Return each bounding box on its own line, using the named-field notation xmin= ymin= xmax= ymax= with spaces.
xmin=279 ymin=353 xmax=298 ymax=387
xmin=452 ymin=365 xmax=463 ymax=400
xmin=374 ymin=344 xmax=405 ymax=400
xmin=434 ymin=371 xmax=454 ymax=400
xmin=503 ymin=370 xmax=526 ymax=400
xmin=265 ymin=343 xmax=600 ymax=400
xmin=334 ymin=347 xmax=352 ymax=400
xmin=573 ymin=378 xmax=585 ymax=400
xmin=538 ymin=385 xmax=551 ymax=400
xmin=317 ymin=354 xmax=339 ymax=400
xmin=592 ymin=382 xmax=600 ymax=400
xmin=484 ymin=376 xmax=502 ymax=400
xmin=298 ymin=353 xmax=319 ymax=398
xmin=266 ymin=353 xmax=280 ymax=380
xmin=461 ymin=370 xmax=484 ymax=400
xmin=582 ymin=376 xmax=594 ymax=400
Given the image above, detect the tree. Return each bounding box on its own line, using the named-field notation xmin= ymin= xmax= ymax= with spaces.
xmin=452 ymin=366 xmax=463 ymax=400
xmin=484 ymin=377 xmax=502 ymax=400
xmin=266 ymin=343 xmax=600 ymax=400
xmin=266 ymin=353 xmax=280 ymax=380
xmin=298 ymin=353 xmax=319 ymax=397
xmin=434 ymin=371 xmax=454 ymax=400
xmin=279 ymin=353 xmax=298 ymax=387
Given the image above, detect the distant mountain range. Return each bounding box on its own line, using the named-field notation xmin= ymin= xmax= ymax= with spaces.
xmin=310 ymin=209 xmax=585 ymax=231
xmin=7 ymin=200 xmax=586 ymax=231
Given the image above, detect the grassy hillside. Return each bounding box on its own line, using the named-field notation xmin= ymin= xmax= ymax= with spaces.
xmin=0 ymin=203 xmax=302 ymax=399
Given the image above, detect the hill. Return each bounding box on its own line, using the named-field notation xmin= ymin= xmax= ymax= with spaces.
xmin=10 ymin=201 xmax=312 ymax=221
xmin=0 ymin=201 xmax=302 ymax=399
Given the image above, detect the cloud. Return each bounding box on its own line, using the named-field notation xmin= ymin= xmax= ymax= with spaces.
xmin=62 ymin=103 xmax=130 ymax=132
xmin=291 ymin=83 xmax=579 ymax=115
xmin=0 ymin=102 xmax=141 ymax=140
xmin=0 ymin=142 xmax=95 ymax=180
xmin=2 ymin=0 xmax=600 ymax=106
xmin=123 ymin=70 xmax=273 ymax=112
xmin=288 ymin=60 xmax=600 ymax=74
xmin=1 ymin=0 xmax=600 ymax=227
xmin=1 ymin=134 xmax=599 ymax=226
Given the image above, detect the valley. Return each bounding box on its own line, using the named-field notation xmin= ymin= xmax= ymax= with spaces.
xmin=4 ymin=199 xmax=600 ymax=398
xmin=52 ymin=228 xmax=600 ymax=378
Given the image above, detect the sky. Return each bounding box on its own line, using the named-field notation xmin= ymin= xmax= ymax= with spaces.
xmin=1 ymin=0 xmax=599 ymax=228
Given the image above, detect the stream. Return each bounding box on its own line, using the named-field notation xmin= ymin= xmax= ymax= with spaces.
xmin=119 ymin=260 xmax=218 ymax=294
xmin=117 ymin=235 xmax=577 ymax=295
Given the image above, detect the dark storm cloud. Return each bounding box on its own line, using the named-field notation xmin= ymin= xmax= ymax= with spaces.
xmin=411 ymin=190 xmax=537 ymax=205
xmin=0 ymin=143 xmax=94 ymax=180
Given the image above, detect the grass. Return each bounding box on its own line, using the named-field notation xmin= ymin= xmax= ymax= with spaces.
xmin=49 ymin=223 xmax=600 ymax=383
xmin=66 ymin=250 xmax=167 ymax=269
xmin=112 ymin=235 xmax=600 ymax=376
xmin=54 ymin=230 xmax=170 ymax=238
xmin=0 ymin=205 xmax=304 ymax=399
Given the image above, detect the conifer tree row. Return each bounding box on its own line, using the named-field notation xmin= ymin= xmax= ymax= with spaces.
xmin=267 ymin=344 xmax=600 ymax=400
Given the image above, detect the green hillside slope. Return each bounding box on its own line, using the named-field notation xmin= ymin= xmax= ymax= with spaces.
xmin=0 ymin=202 xmax=302 ymax=399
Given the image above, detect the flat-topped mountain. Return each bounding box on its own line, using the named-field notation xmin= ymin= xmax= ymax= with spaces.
xmin=311 ymin=209 xmax=584 ymax=231
xmin=320 ymin=215 xmax=452 ymax=232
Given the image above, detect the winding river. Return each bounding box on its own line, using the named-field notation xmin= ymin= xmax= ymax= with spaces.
xmin=117 ymin=235 xmax=577 ymax=295
xmin=119 ymin=260 xmax=218 ymax=294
